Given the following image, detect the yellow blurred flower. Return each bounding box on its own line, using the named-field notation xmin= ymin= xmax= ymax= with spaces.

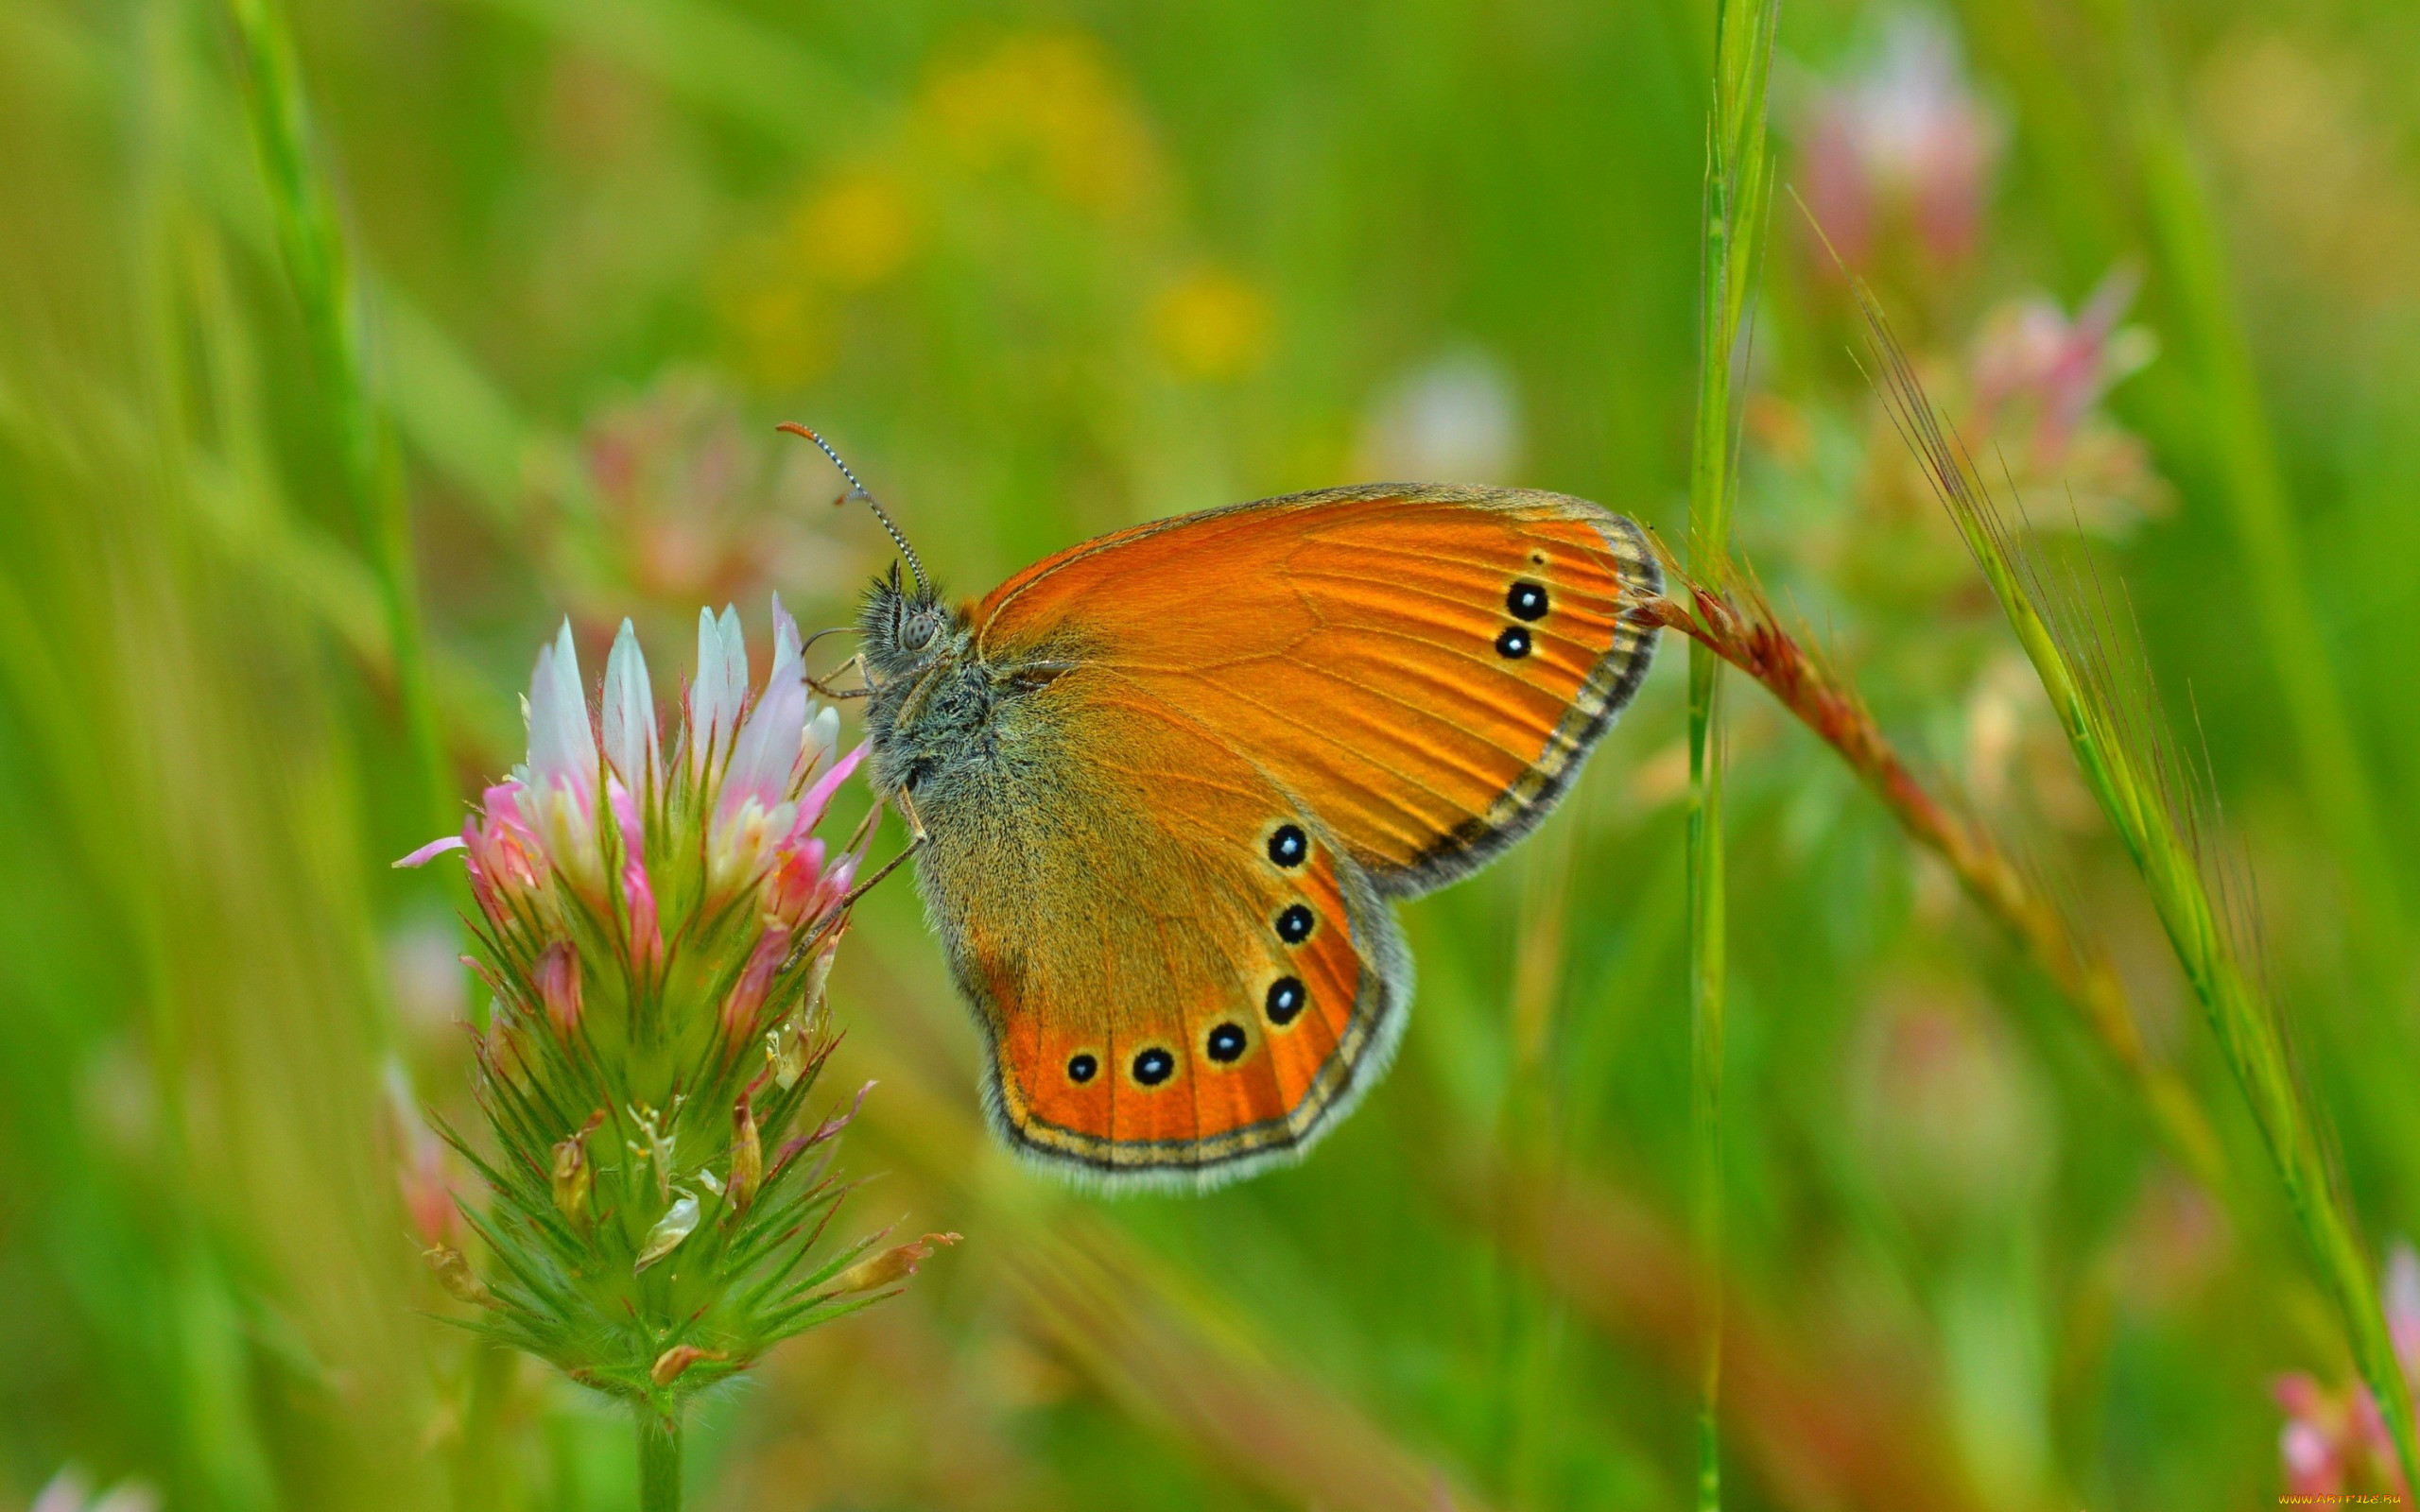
xmin=790 ymin=170 xmax=916 ymax=289
xmin=725 ymin=279 xmax=837 ymax=388
xmin=1150 ymin=269 xmax=1271 ymax=381
xmin=921 ymin=32 xmax=1162 ymax=215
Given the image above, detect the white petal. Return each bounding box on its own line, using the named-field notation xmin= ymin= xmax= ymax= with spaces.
xmin=690 ymin=605 xmax=750 ymax=777
xmin=805 ymin=704 xmax=838 ymax=773
xmin=769 ymin=592 xmax=803 ymax=684
xmin=717 ymin=604 xmax=749 ymax=710
xmin=527 ymin=620 xmax=597 ymax=795
xmin=2392 ymin=1242 xmax=2420 ymax=1327
xmin=601 ymin=618 xmax=659 ymax=792
xmin=32 ymin=1469 xmax=93 ymax=1512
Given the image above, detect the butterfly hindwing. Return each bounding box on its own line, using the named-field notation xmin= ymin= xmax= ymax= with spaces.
xmin=909 ymin=674 xmax=1407 ymax=1189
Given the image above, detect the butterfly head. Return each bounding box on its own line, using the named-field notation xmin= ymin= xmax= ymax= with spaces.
xmin=859 ymin=562 xmax=962 ymax=681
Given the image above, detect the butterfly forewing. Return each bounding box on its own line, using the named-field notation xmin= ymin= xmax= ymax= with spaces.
xmin=975 ymin=485 xmax=1660 ymax=895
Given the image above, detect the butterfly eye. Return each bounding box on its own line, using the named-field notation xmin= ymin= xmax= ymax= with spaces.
xmin=898 ymin=613 xmax=937 ymax=652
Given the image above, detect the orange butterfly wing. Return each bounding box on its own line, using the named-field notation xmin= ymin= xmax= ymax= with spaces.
xmin=915 ymin=484 xmax=1658 ymax=1187
xmin=973 ymin=484 xmax=1661 ymax=893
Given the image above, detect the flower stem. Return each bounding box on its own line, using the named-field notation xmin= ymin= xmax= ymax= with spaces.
xmin=637 ymin=1411 xmax=683 ymax=1512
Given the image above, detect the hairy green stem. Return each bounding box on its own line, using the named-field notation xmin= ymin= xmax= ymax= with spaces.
xmin=638 ymin=1411 xmax=683 ymax=1512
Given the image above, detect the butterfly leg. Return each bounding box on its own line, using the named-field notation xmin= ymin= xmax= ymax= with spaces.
xmin=808 ymin=651 xmax=873 ymax=701
xmin=840 ymin=785 xmax=927 ymax=908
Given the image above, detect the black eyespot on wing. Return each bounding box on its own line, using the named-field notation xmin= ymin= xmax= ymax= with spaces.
xmin=1275 ymin=903 xmax=1314 ymax=944
xmin=1132 ymin=1047 xmax=1175 ymax=1086
xmin=1265 ymin=976 xmax=1305 ymax=1026
xmin=1204 ymin=1022 xmax=1247 ymax=1062
xmin=1495 ymin=626 xmax=1532 ymax=660
xmin=1507 ymin=580 xmax=1549 ymax=621
xmin=1066 ymin=1052 xmax=1098 ymax=1084
xmin=1267 ymin=823 xmax=1307 ymax=868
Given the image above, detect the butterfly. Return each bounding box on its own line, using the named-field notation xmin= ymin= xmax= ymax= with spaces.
xmin=791 ymin=431 xmax=1662 ymax=1191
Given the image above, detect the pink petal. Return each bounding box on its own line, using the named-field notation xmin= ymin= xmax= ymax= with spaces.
xmin=2274 ymin=1371 xmax=2328 ymax=1417
xmin=536 ymin=941 xmax=582 ymax=1040
xmin=789 ymin=741 xmax=871 ymax=841
xmin=720 ymin=927 xmax=789 ymax=1041
xmin=2281 ymin=1421 xmax=2342 ymax=1494
xmin=394 ymin=835 xmax=467 ymax=868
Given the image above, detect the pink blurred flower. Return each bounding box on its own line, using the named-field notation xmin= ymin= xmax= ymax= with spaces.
xmin=540 ymin=371 xmax=855 ymax=656
xmin=2272 ymin=1240 xmax=2420 ymax=1498
xmin=1798 ymin=11 xmax=2001 ymax=268
xmin=1970 ymin=267 xmax=2155 ymax=462
xmin=384 ymin=1061 xmax=456 ymax=1250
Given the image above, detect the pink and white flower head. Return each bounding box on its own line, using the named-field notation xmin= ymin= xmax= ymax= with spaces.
xmin=1969 ymin=268 xmax=2156 ymax=462
xmin=397 ymin=597 xmax=869 ymax=1051
xmin=1798 ymin=10 xmax=2002 ymax=269
xmin=389 ymin=598 xmax=923 ymax=1428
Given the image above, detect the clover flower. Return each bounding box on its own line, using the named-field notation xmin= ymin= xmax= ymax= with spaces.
xmin=398 ymin=598 xmax=939 ymax=1504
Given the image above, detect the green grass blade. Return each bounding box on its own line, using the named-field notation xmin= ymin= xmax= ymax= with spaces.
xmin=1685 ymin=3 xmax=1780 ymax=1506
xmin=222 ymin=0 xmax=452 ymax=836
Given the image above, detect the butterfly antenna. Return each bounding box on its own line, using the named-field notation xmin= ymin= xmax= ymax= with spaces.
xmin=776 ymin=423 xmax=930 ymax=595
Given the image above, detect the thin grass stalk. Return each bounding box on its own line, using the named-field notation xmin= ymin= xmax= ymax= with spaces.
xmin=222 ymin=0 xmax=452 ymax=834
xmin=1684 ymin=4 xmax=1779 ymax=1506
xmin=1857 ymin=286 xmax=2420 ymax=1495
xmin=1635 ymin=571 xmax=2229 ymax=1192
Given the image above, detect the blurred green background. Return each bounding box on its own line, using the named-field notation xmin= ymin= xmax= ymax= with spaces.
xmin=6 ymin=0 xmax=2420 ymax=1506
